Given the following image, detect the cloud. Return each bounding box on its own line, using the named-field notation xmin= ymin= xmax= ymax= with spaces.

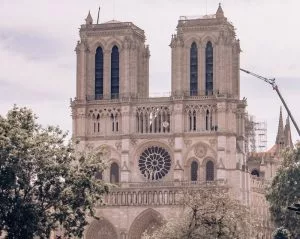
xmin=0 ymin=0 xmax=299 ymax=148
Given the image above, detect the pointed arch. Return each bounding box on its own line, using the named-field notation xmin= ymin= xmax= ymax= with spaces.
xmin=111 ymin=45 xmax=119 ymax=99
xmin=205 ymin=41 xmax=213 ymax=95
xmin=95 ymin=46 xmax=104 ymax=99
xmin=110 ymin=162 xmax=119 ymax=183
xmin=190 ymin=42 xmax=198 ymax=96
xmin=85 ymin=218 xmax=118 ymax=239
xmin=206 ymin=160 xmax=214 ymax=181
xmin=128 ymin=208 xmax=164 ymax=239
xmin=191 ymin=160 xmax=199 ymax=181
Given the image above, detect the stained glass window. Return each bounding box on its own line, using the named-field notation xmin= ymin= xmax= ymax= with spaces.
xmin=191 ymin=161 xmax=198 ymax=181
xmin=138 ymin=146 xmax=171 ymax=180
xmin=95 ymin=47 xmax=104 ymax=99
xmin=111 ymin=45 xmax=119 ymax=99
xmin=206 ymin=160 xmax=214 ymax=181
xmin=205 ymin=41 xmax=213 ymax=95
xmin=110 ymin=162 xmax=119 ymax=183
xmin=190 ymin=42 xmax=198 ymax=96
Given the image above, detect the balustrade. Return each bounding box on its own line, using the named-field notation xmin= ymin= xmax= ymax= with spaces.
xmin=102 ymin=180 xmax=227 ymax=207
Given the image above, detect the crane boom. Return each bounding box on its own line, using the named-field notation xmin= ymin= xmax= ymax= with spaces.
xmin=240 ymin=68 xmax=300 ymax=137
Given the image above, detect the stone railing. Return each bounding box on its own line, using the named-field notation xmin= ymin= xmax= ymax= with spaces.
xmin=250 ymin=176 xmax=269 ymax=194
xmin=71 ymin=90 xmax=234 ymax=106
xmin=102 ymin=180 xmax=228 ymax=207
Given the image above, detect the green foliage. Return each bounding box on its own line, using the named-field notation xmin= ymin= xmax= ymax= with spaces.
xmin=266 ymin=143 xmax=300 ymax=238
xmin=0 ymin=106 xmax=109 ymax=239
xmin=272 ymin=227 xmax=291 ymax=239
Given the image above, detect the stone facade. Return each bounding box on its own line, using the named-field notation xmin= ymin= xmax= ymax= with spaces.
xmin=70 ymin=5 xmax=290 ymax=239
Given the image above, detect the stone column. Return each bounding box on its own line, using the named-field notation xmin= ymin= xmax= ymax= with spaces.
xmin=104 ymin=50 xmax=111 ymax=99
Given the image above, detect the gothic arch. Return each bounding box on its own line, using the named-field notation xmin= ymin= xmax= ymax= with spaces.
xmin=183 ymin=141 xmax=217 ymax=163
xmin=202 ymin=157 xmax=217 ymax=181
xmin=134 ymin=140 xmax=174 ymax=163
xmin=201 ymin=35 xmax=217 ymax=47
xmin=184 ymin=157 xmax=200 ymax=181
xmin=85 ymin=217 xmax=118 ymax=239
xmin=106 ymin=38 xmax=123 ymax=52
xmin=128 ymin=208 xmax=164 ymax=239
xmin=184 ymin=37 xmax=201 ymax=48
xmin=91 ymin=40 xmax=107 ymax=54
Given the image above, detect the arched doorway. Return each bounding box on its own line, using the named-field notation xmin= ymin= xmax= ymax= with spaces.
xmin=85 ymin=217 xmax=118 ymax=239
xmin=128 ymin=208 xmax=164 ymax=239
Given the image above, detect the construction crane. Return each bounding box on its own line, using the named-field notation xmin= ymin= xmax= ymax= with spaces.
xmin=240 ymin=68 xmax=300 ymax=136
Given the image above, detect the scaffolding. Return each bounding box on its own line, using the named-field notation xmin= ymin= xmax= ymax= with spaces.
xmin=245 ymin=114 xmax=267 ymax=153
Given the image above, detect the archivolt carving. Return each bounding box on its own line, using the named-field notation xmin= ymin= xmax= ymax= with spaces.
xmin=85 ymin=218 xmax=118 ymax=239
xmin=128 ymin=208 xmax=164 ymax=239
xmin=194 ymin=143 xmax=207 ymax=158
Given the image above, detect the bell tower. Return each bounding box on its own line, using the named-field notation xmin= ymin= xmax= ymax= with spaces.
xmin=170 ymin=4 xmax=241 ymax=99
xmin=75 ymin=12 xmax=150 ymax=100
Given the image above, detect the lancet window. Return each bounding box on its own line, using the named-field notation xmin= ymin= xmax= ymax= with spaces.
xmin=206 ymin=160 xmax=214 ymax=181
xmin=110 ymin=162 xmax=119 ymax=183
xmin=190 ymin=42 xmax=198 ymax=96
xmin=191 ymin=161 xmax=198 ymax=181
xmin=185 ymin=105 xmax=217 ymax=132
xmin=111 ymin=113 xmax=119 ymax=132
xmin=88 ymin=108 xmax=121 ymax=135
xmin=136 ymin=106 xmax=171 ymax=134
xmin=95 ymin=47 xmax=104 ymax=99
xmin=205 ymin=41 xmax=213 ymax=95
xmin=111 ymin=45 xmax=119 ymax=99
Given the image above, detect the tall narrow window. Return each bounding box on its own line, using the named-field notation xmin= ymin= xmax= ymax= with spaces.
xmin=111 ymin=45 xmax=119 ymax=99
xmin=206 ymin=160 xmax=214 ymax=181
xmin=206 ymin=110 xmax=210 ymax=131
xmin=190 ymin=42 xmax=198 ymax=96
xmin=205 ymin=41 xmax=213 ymax=95
xmin=110 ymin=162 xmax=119 ymax=183
xmin=191 ymin=161 xmax=198 ymax=181
xmin=95 ymin=47 xmax=104 ymax=99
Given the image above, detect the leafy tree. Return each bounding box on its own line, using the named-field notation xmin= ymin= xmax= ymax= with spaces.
xmin=0 ymin=106 xmax=109 ymax=239
xmin=272 ymin=227 xmax=291 ymax=239
xmin=143 ymin=187 xmax=259 ymax=239
xmin=266 ymin=143 xmax=300 ymax=238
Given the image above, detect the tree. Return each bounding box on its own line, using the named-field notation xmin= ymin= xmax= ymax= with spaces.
xmin=266 ymin=143 xmax=300 ymax=238
xmin=143 ymin=187 xmax=258 ymax=239
xmin=0 ymin=106 xmax=109 ymax=239
xmin=272 ymin=227 xmax=291 ymax=239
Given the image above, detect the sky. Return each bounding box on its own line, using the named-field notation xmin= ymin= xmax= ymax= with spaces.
xmin=0 ymin=0 xmax=299 ymax=149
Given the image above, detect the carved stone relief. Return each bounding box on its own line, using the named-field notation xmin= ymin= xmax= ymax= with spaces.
xmin=194 ymin=143 xmax=207 ymax=158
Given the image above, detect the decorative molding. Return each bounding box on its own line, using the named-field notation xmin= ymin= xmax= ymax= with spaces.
xmin=194 ymin=143 xmax=207 ymax=158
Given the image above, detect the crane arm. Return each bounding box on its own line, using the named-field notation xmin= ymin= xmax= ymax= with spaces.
xmin=240 ymin=68 xmax=300 ymax=137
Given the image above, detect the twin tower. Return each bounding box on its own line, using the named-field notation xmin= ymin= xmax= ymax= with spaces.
xmin=75 ymin=4 xmax=241 ymax=102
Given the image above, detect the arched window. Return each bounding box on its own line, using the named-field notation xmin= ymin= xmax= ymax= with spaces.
xmin=205 ymin=41 xmax=213 ymax=95
xmin=191 ymin=161 xmax=198 ymax=181
xmin=95 ymin=47 xmax=104 ymax=99
xmin=190 ymin=42 xmax=198 ymax=96
xmin=206 ymin=160 xmax=214 ymax=181
xmin=110 ymin=162 xmax=119 ymax=183
xmin=111 ymin=45 xmax=119 ymax=99
xmin=251 ymin=169 xmax=260 ymax=177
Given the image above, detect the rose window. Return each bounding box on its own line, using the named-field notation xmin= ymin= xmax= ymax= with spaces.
xmin=138 ymin=146 xmax=171 ymax=180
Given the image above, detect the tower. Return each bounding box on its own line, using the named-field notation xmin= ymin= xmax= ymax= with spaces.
xmin=170 ymin=3 xmax=240 ymax=99
xmin=70 ymin=5 xmax=255 ymax=239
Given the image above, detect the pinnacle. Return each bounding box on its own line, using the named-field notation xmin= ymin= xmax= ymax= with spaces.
xmin=216 ymin=3 xmax=224 ymax=18
xmin=85 ymin=10 xmax=93 ymax=25
xmin=275 ymin=107 xmax=284 ymax=145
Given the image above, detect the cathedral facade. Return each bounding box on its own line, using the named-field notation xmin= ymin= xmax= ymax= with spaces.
xmin=70 ymin=5 xmax=289 ymax=239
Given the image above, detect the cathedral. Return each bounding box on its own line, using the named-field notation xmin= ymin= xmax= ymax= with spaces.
xmin=70 ymin=4 xmax=292 ymax=239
